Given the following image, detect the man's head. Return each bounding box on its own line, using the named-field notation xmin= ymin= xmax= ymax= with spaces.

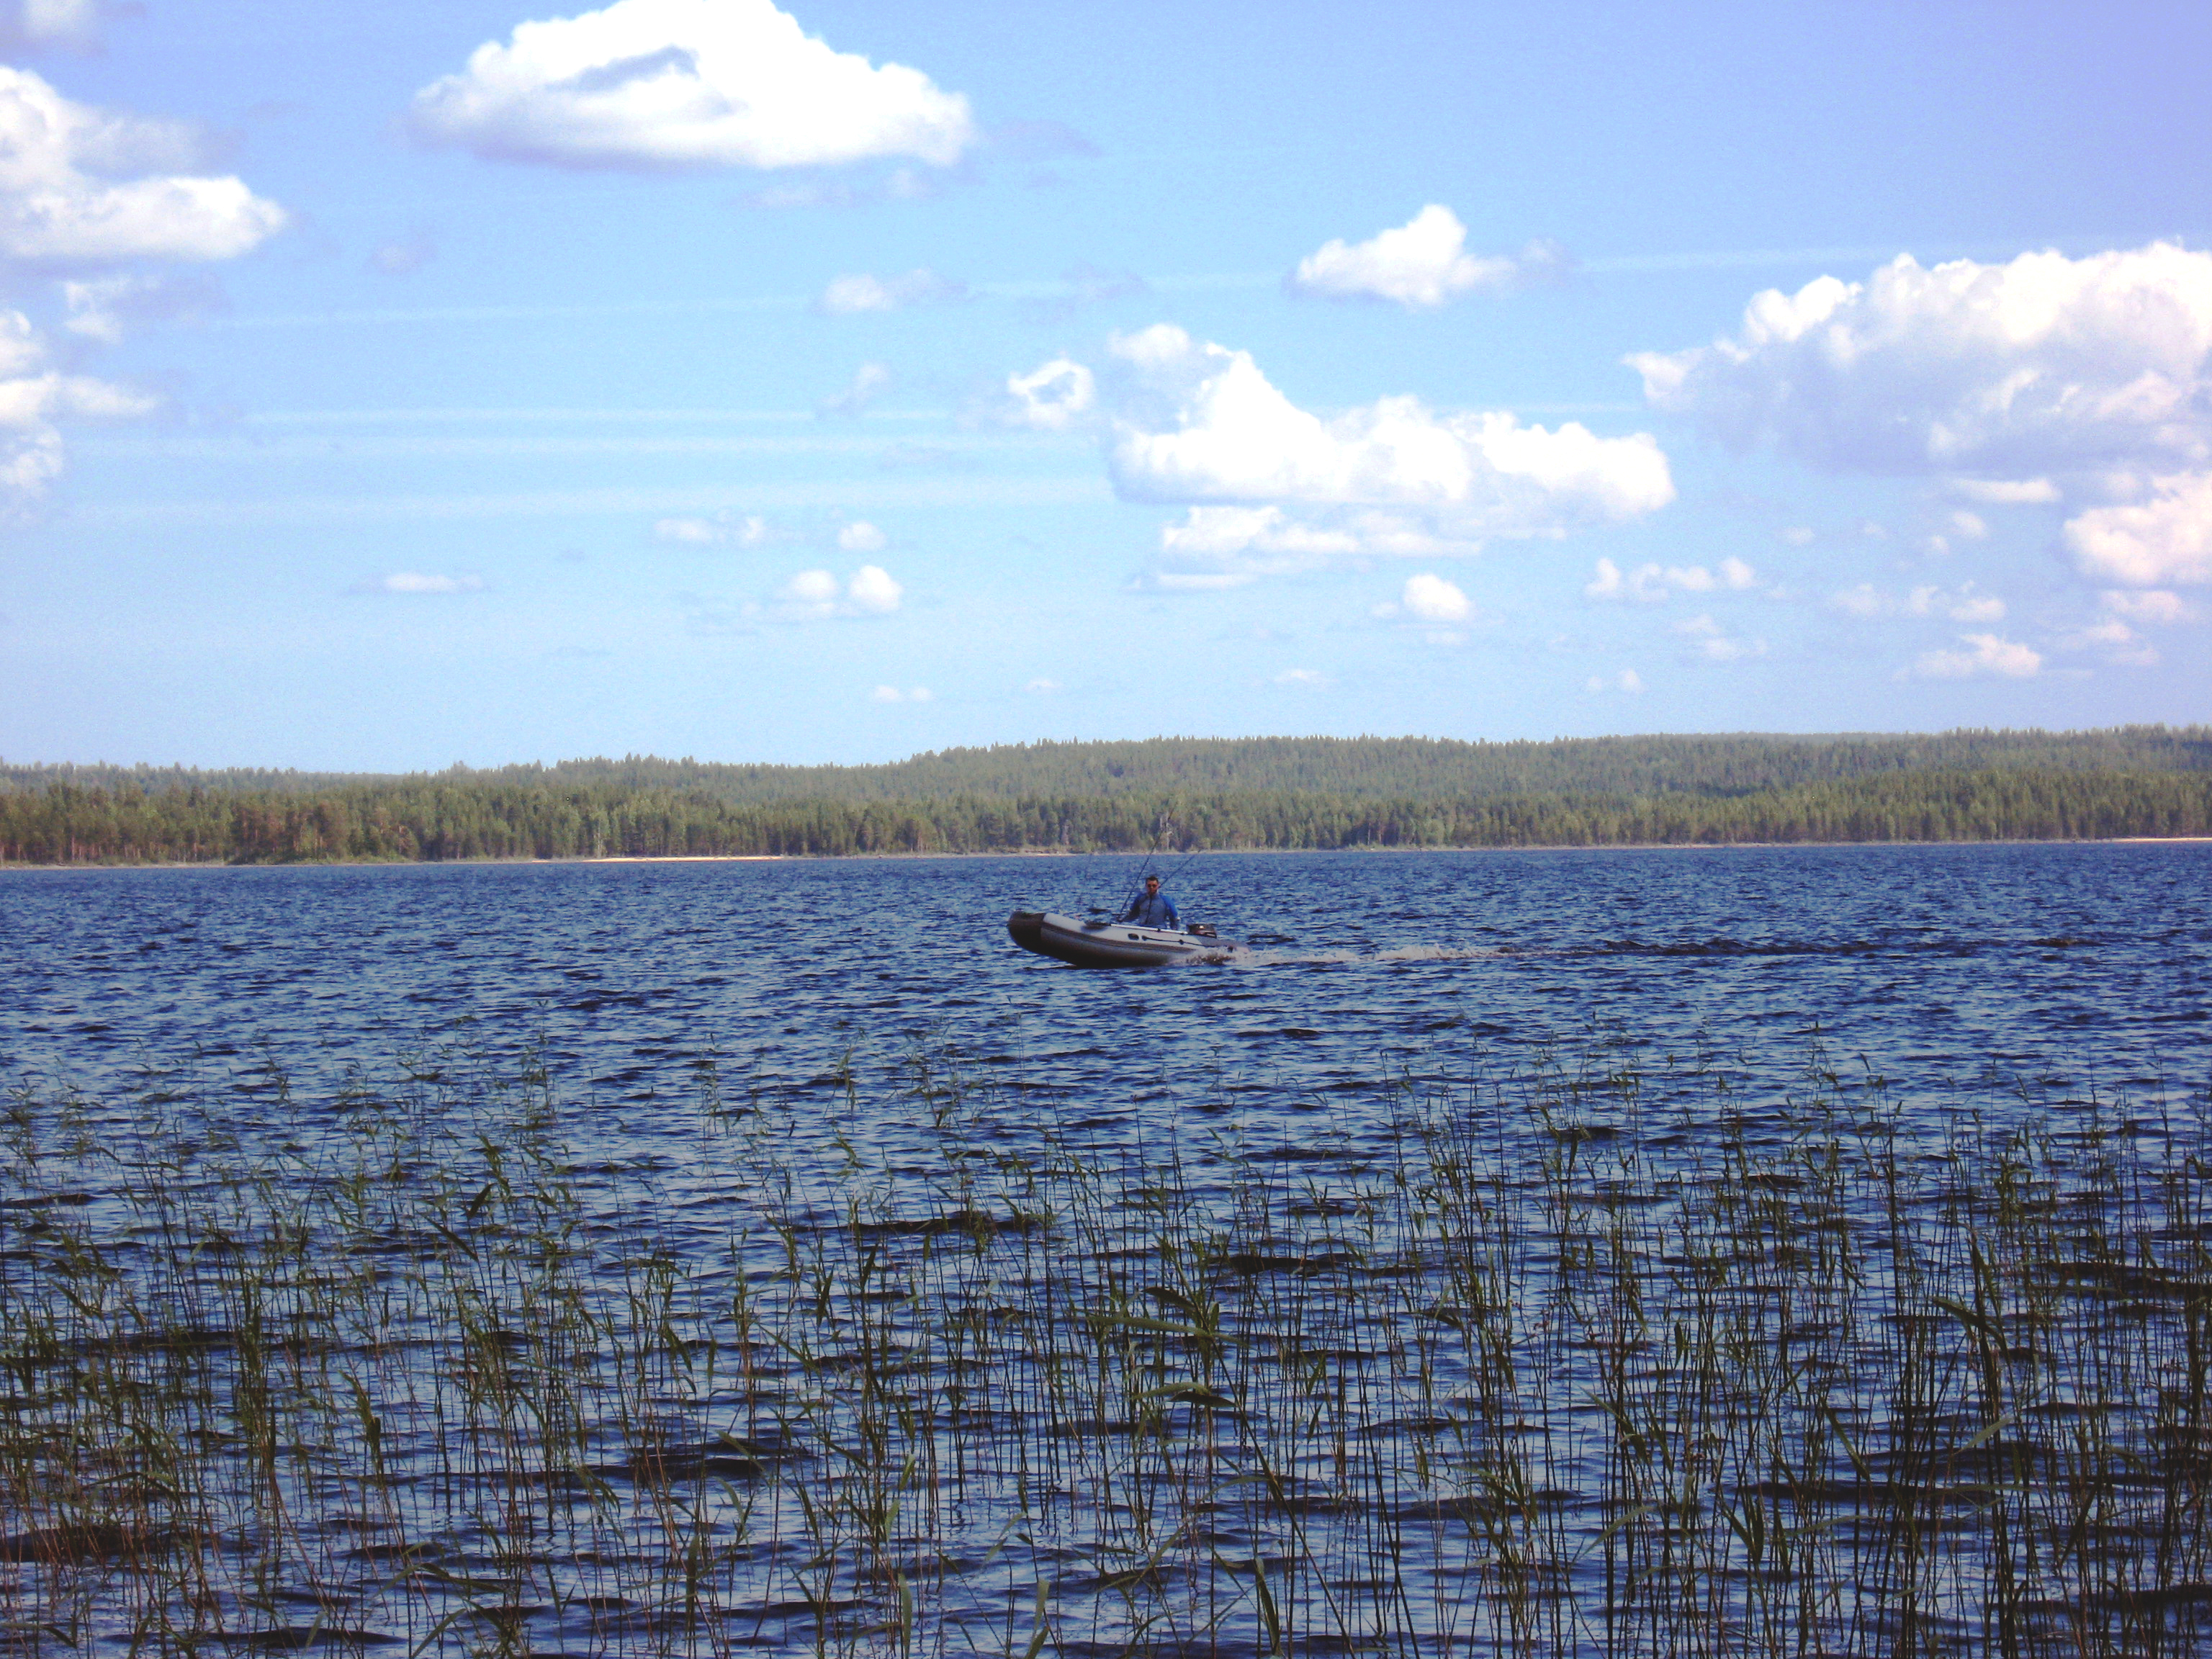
xmin=1145 ymin=876 xmax=1161 ymax=892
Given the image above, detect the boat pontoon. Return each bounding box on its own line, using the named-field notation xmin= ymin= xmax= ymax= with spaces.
xmin=1007 ymin=911 xmax=1244 ymax=968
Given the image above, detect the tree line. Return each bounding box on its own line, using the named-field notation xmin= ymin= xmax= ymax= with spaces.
xmin=4 ymin=764 xmax=2209 ymax=866
xmin=9 ymin=725 xmax=2209 ymax=811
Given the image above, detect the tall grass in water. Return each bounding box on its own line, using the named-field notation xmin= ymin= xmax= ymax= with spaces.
xmin=1 ymin=1033 xmax=2207 ymax=1656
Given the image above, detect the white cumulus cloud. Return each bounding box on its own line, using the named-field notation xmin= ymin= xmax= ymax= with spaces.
xmin=0 ymin=67 xmax=287 ymax=265
xmin=835 ymin=519 xmax=886 ymax=553
xmin=845 ymin=562 xmax=900 ymax=612
xmin=818 ymin=266 xmax=964 ymax=314
xmin=1001 ymin=355 xmax=1095 ymax=431
xmin=0 ymin=307 xmax=156 ymax=513
xmin=1399 ymin=572 xmax=1473 ymax=624
xmin=1913 ymin=633 xmax=2042 ymax=679
xmin=1631 ymin=243 xmax=2212 ymax=480
xmin=1288 ymin=204 xmax=1565 ymax=310
xmin=1105 ymin=323 xmax=1673 ymax=552
xmin=408 ymin=0 xmax=976 ymax=173
xmin=2063 ymin=472 xmax=2212 ymax=586
xmin=871 ymin=683 xmax=931 ymax=703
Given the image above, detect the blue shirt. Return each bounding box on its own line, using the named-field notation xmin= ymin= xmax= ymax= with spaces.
xmin=1121 ymin=889 xmax=1179 ymax=929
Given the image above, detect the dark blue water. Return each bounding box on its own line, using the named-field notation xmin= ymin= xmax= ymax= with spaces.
xmin=8 ymin=843 xmax=2212 ymax=1657
xmin=6 ymin=842 xmax=2208 ymax=1126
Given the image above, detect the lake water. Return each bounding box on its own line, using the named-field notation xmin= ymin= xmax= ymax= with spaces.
xmin=8 ymin=842 xmax=2209 ymax=1127
xmin=4 ymin=844 xmax=2211 ymax=1658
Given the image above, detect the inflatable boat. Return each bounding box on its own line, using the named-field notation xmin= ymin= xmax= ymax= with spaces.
xmin=1007 ymin=911 xmax=1245 ymax=968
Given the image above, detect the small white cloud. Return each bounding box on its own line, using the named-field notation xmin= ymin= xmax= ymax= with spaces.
xmin=1584 ymin=557 xmax=1745 ymax=602
xmin=1946 ymin=510 xmax=1988 ymax=540
xmin=1830 ymin=583 xmax=1886 ymax=617
xmin=1840 ymin=581 xmax=2006 ymax=622
xmin=1913 ymin=633 xmax=2042 ymax=679
xmin=1906 ymin=583 xmax=2005 ymax=623
xmin=818 ymin=266 xmax=964 ymax=314
xmin=2059 ymin=613 xmax=2162 ymax=667
xmin=0 ymin=67 xmax=287 ymax=265
xmin=871 ymin=683 xmax=932 ymax=703
xmin=1950 ymin=477 xmax=2060 ymax=505
xmin=1673 ymin=613 xmax=1767 ymax=660
xmin=818 ymin=360 xmax=891 ymax=419
xmin=836 ymin=519 xmax=887 ymax=554
xmin=781 ymin=567 xmax=838 ymax=606
xmin=1001 ymin=354 xmax=1095 ymax=431
xmin=844 ymin=562 xmax=901 ymax=613
xmin=357 ymin=572 xmax=486 ymax=595
xmin=1289 ymin=204 xmax=1565 ymax=309
xmin=653 ymin=511 xmax=773 ymax=547
xmin=1400 ymin=572 xmax=1473 ymax=624
xmin=1585 ymin=667 xmax=1644 ymax=694
xmin=772 ymin=563 xmax=901 ymax=619
xmin=2100 ymin=588 xmax=2193 ymax=624
xmin=408 ymin=0 xmax=977 ymax=174
xmin=2064 ymin=472 xmax=2212 ymax=587
xmin=1273 ymin=667 xmax=1328 ymax=686
xmin=1024 ymin=677 xmax=1060 ymax=694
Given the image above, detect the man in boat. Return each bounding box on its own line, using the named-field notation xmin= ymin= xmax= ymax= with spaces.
xmin=1120 ymin=873 xmax=1179 ymax=930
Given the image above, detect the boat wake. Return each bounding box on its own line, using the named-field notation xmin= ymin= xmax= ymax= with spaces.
xmin=1229 ymin=943 xmax=1516 ymax=967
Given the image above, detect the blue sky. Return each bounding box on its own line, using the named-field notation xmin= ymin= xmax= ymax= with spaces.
xmin=1 ymin=0 xmax=2207 ymax=769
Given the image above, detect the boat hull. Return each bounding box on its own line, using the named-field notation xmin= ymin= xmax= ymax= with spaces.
xmin=1007 ymin=911 xmax=1241 ymax=968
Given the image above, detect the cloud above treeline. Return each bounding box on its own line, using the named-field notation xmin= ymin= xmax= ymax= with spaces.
xmin=0 ymin=67 xmax=287 ymax=264
xmin=408 ymin=0 xmax=977 ymax=173
xmin=994 ymin=323 xmax=1673 ymax=587
xmin=1635 ymin=243 xmax=2212 ymax=588
xmin=817 ymin=267 xmax=966 ymax=314
xmin=1104 ymin=324 xmax=1673 ymax=582
xmin=1288 ymin=205 xmax=1568 ymax=310
xmin=0 ymin=68 xmax=284 ymax=516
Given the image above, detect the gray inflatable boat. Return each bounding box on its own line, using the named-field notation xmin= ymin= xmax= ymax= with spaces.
xmin=1007 ymin=911 xmax=1244 ymax=968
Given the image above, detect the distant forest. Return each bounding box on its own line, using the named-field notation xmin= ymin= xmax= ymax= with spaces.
xmin=4 ymin=728 xmax=2210 ymax=865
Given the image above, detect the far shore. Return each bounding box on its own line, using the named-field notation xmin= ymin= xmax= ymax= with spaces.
xmin=6 ymin=835 xmax=2212 ymax=873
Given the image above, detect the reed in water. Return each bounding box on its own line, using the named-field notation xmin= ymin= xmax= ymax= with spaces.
xmin=1 ymin=1027 xmax=2207 ymax=1656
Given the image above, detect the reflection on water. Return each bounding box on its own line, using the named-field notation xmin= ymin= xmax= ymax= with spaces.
xmin=2 ymin=845 xmax=2209 ymax=1655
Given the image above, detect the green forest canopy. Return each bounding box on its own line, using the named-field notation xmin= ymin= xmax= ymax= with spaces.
xmin=4 ymin=727 xmax=2211 ymax=864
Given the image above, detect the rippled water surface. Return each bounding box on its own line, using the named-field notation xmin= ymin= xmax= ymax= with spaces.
xmin=9 ymin=843 xmax=2210 ymax=1121
xmin=4 ymin=845 xmax=2211 ymax=1658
